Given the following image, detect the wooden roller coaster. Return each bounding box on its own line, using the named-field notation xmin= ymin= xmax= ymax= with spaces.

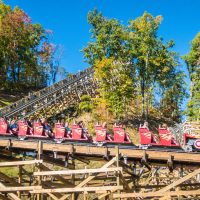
xmin=0 ymin=67 xmax=200 ymax=199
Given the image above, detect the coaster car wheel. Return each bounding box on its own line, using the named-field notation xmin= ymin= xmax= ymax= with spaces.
xmin=182 ymin=145 xmax=193 ymax=152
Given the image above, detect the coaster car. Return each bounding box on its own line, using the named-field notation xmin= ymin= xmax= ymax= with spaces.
xmin=54 ymin=123 xmax=91 ymax=143
xmin=95 ymin=125 xmax=113 ymax=143
xmin=28 ymin=122 xmax=48 ymax=138
xmin=18 ymin=120 xmax=29 ymax=140
xmin=0 ymin=118 xmax=9 ymax=135
xmin=95 ymin=124 xmax=131 ymax=144
xmin=139 ymin=126 xmax=157 ymax=147
xmin=113 ymin=126 xmax=131 ymax=144
xmin=158 ymin=128 xmax=179 ymax=147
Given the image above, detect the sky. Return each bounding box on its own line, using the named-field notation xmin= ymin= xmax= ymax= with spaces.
xmin=4 ymin=0 xmax=200 ymax=74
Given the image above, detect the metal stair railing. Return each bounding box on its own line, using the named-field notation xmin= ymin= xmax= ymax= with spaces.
xmin=0 ymin=67 xmax=94 ymax=118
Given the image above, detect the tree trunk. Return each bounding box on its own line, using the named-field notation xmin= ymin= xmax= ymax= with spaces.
xmin=145 ymin=51 xmax=149 ymax=120
xmin=146 ymin=91 xmax=148 ymax=120
xmin=141 ymin=79 xmax=145 ymax=118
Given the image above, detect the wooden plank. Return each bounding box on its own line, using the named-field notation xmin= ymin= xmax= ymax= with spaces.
xmin=58 ymin=157 xmax=116 ymax=200
xmin=31 ymin=186 xmax=123 ymax=194
xmin=47 ymin=193 xmax=59 ymax=200
xmin=0 ymin=172 xmax=20 ymax=186
xmin=0 ymin=193 xmax=10 ymax=200
xmin=0 ymin=183 xmax=21 ymax=200
xmin=113 ymin=189 xmax=200 ymax=198
xmin=0 ymin=139 xmax=200 ymax=164
xmin=0 ymin=186 xmax=42 ymax=192
xmin=96 ymin=190 xmax=117 ymax=200
xmin=158 ymin=168 xmax=200 ymax=193
xmin=38 ymin=164 xmax=75 ymax=186
xmin=34 ymin=167 xmax=122 ymax=176
xmin=0 ymin=160 xmax=43 ymax=167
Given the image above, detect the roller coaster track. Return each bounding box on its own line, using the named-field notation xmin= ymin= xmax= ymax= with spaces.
xmin=0 ymin=138 xmax=200 ymax=166
xmin=0 ymin=67 xmax=95 ymax=118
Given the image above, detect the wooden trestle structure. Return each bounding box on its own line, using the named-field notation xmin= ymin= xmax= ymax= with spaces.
xmin=0 ymin=139 xmax=200 ymax=199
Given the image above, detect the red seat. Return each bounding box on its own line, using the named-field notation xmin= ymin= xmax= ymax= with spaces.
xmin=33 ymin=122 xmax=44 ymax=137
xmin=158 ymin=128 xmax=178 ymax=146
xmin=18 ymin=121 xmax=28 ymax=137
xmin=139 ymin=127 xmax=154 ymax=145
xmin=0 ymin=120 xmax=8 ymax=135
xmin=95 ymin=125 xmax=107 ymax=142
xmin=71 ymin=124 xmax=83 ymax=140
xmin=55 ymin=123 xmax=66 ymax=139
xmin=113 ymin=126 xmax=131 ymax=143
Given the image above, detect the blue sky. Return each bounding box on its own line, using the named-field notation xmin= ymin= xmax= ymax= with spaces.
xmin=4 ymin=0 xmax=200 ymax=74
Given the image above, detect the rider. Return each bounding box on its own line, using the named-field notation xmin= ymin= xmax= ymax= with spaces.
xmin=41 ymin=118 xmax=54 ymax=138
xmin=9 ymin=119 xmax=18 ymax=135
xmin=77 ymin=121 xmax=89 ymax=139
xmin=102 ymin=122 xmax=113 ymax=141
xmin=64 ymin=121 xmax=71 ymax=138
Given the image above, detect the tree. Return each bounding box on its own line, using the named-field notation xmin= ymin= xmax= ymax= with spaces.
xmin=94 ymin=57 xmax=133 ymax=118
xmin=184 ymin=32 xmax=200 ymax=120
xmin=128 ymin=12 xmax=186 ymax=120
xmin=159 ymin=71 xmax=187 ymax=121
xmin=83 ymin=9 xmax=135 ymax=119
xmin=0 ymin=1 xmax=59 ymax=90
xmin=83 ymin=10 xmax=187 ymax=121
xmin=78 ymin=95 xmax=93 ymax=113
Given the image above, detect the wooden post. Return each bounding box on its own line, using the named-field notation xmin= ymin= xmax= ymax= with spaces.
xmin=116 ymin=146 xmax=120 ymax=200
xmin=17 ymin=165 xmax=22 ymax=198
xmin=37 ymin=141 xmax=43 ymax=200
xmin=71 ymin=157 xmax=75 ymax=200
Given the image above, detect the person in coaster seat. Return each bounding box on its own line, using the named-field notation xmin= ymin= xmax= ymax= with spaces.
xmin=25 ymin=117 xmax=33 ymax=134
xmin=161 ymin=123 xmax=177 ymax=145
xmin=9 ymin=119 xmax=18 ymax=135
xmin=142 ymin=121 xmax=149 ymax=129
xmin=102 ymin=122 xmax=113 ymax=141
xmin=77 ymin=121 xmax=89 ymax=139
xmin=117 ymin=122 xmax=131 ymax=142
xmin=64 ymin=121 xmax=71 ymax=138
xmin=41 ymin=118 xmax=54 ymax=138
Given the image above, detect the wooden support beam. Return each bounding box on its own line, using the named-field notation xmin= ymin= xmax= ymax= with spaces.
xmin=141 ymin=151 xmax=151 ymax=171
xmin=116 ymin=146 xmax=120 ymax=200
xmin=94 ymin=190 xmax=116 ymax=200
xmin=113 ymin=189 xmax=200 ymax=198
xmin=31 ymin=186 xmax=123 ymax=194
xmin=58 ymin=157 xmax=117 ymax=200
xmin=1 ymin=139 xmax=200 ymax=165
xmin=0 ymin=173 xmax=20 ymax=186
xmin=41 ymin=154 xmax=71 ymax=167
xmin=71 ymin=155 xmax=90 ymax=164
xmin=119 ymin=161 xmax=137 ymax=177
xmin=0 ymin=186 xmax=42 ymax=192
xmin=0 ymin=160 xmax=43 ymax=167
xmin=158 ymin=168 xmax=200 ymax=193
xmin=37 ymin=141 xmax=43 ymax=160
xmin=34 ymin=167 xmax=122 ymax=176
xmin=0 ymin=193 xmax=10 ymax=200
xmin=38 ymin=164 xmax=74 ymax=186
xmin=167 ymin=155 xmax=174 ymax=172
xmin=0 ymin=183 xmax=21 ymax=200
xmin=47 ymin=193 xmax=60 ymax=200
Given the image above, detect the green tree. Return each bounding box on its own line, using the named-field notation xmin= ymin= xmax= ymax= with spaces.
xmin=128 ymin=12 xmax=186 ymax=120
xmin=184 ymin=32 xmax=200 ymax=120
xmin=78 ymin=95 xmax=93 ymax=113
xmin=83 ymin=9 xmax=135 ymax=118
xmin=83 ymin=10 xmax=187 ymax=121
xmin=94 ymin=57 xmax=133 ymax=118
